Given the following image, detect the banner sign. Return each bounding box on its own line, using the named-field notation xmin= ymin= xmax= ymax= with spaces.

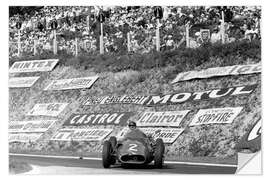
xmin=117 ymin=127 xmax=184 ymax=144
xmin=144 ymin=84 xmax=257 ymax=106
xmin=236 ymin=119 xmax=261 ymax=152
xmin=172 ymin=63 xmax=261 ymax=83
xmin=9 ymin=120 xmax=56 ymax=133
xmin=63 ymin=112 xmax=133 ymax=126
xmin=137 ymin=111 xmax=190 ymax=127
xmin=50 ymin=128 xmax=113 ymax=141
xmin=82 ymin=95 xmax=150 ymax=105
xmin=9 ymin=76 xmax=40 ymax=88
xmin=9 ymin=59 xmax=59 ymax=73
xmin=140 ymin=128 xmax=185 ymax=144
xmin=189 ymin=107 xmax=243 ymax=126
xmin=44 ymin=76 xmax=99 ymax=91
xmin=9 ymin=133 xmax=43 ymax=142
xmin=27 ymin=103 xmax=69 ymax=116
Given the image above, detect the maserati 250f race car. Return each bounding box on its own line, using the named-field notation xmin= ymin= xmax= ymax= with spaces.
xmin=102 ymin=136 xmax=165 ymax=168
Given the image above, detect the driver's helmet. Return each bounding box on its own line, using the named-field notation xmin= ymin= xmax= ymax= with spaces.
xmin=128 ymin=121 xmax=137 ymax=130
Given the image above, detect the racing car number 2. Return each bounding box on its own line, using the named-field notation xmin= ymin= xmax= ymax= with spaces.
xmin=129 ymin=144 xmax=138 ymax=154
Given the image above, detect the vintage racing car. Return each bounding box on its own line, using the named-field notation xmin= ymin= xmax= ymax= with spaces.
xmin=102 ymin=135 xmax=165 ymax=168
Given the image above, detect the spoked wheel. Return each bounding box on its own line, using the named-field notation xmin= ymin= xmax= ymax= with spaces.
xmin=102 ymin=140 xmax=113 ymax=168
xmin=154 ymin=138 xmax=165 ymax=168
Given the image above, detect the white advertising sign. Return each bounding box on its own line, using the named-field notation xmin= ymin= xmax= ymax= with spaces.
xmin=50 ymin=128 xmax=113 ymax=141
xmin=9 ymin=59 xmax=59 ymax=73
xmin=189 ymin=107 xmax=243 ymax=126
xmin=117 ymin=127 xmax=184 ymax=144
xmin=27 ymin=103 xmax=69 ymax=116
xmin=172 ymin=63 xmax=261 ymax=83
xmin=9 ymin=76 xmax=40 ymax=88
xmin=9 ymin=133 xmax=43 ymax=142
xmin=44 ymin=76 xmax=99 ymax=91
xmin=137 ymin=111 xmax=190 ymax=127
xmin=9 ymin=120 xmax=56 ymax=133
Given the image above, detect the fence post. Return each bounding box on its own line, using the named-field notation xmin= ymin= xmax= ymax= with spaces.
xmin=17 ymin=30 xmax=21 ymax=57
xmin=127 ymin=32 xmax=131 ymax=52
xmin=100 ymin=22 xmax=104 ymax=54
xmin=156 ymin=18 xmax=160 ymax=51
xmin=221 ymin=11 xmax=225 ymax=44
xmin=33 ymin=37 xmax=37 ymax=56
xmin=75 ymin=37 xmax=78 ymax=57
xmin=186 ymin=22 xmax=190 ymax=48
xmin=86 ymin=15 xmax=90 ymax=32
xmin=53 ymin=30 xmax=57 ymax=55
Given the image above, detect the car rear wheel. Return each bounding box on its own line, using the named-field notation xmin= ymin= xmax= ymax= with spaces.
xmin=154 ymin=138 xmax=165 ymax=168
xmin=102 ymin=141 xmax=113 ymax=168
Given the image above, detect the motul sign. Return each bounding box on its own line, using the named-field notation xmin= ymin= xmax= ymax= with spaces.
xmin=144 ymin=84 xmax=257 ymax=106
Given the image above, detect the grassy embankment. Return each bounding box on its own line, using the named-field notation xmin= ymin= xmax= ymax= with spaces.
xmin=9 ymin=40 xmax=261 ymax=164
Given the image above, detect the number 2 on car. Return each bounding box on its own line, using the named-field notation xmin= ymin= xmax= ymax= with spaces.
xmin=128 ymin=144 xmax=138 ymax=154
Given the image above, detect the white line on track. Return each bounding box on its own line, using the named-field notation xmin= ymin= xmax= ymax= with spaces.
xmin=9 ymin=153 xmax=238 ymax=167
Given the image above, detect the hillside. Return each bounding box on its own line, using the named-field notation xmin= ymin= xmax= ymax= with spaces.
xmin=9 ymin=40 xmax=261 ymax=162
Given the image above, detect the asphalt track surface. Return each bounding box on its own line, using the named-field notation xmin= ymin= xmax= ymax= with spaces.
xmin=10 ymin=154 xmax=237 ymax=174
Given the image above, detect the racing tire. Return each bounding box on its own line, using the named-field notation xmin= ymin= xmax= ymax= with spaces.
xmin=109 ymin=136 xmax=117 ymax=149
xmin=154 ymin=138 xmax=165 ymax=168
xmin=102 ymin=140 xmax=113 ymax=168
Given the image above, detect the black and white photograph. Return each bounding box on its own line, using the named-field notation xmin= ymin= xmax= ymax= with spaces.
xmin=6 ymin=1 xmax=263 ymax=175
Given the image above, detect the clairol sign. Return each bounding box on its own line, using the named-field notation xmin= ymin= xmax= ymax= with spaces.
xmin=145 ymin=84 xmax=257 ymax=106
xmin=63 ymin=112 xmax=133 ymax=126
xmin=44 ymin=76 xmax=99 ymax=91
xmin=189 ymin=107 xmax=243 ymax=126
xmin=9 ymin=76 xmax=40 ymax=88
xmin=137 ymin=111 xmax=190 ymax=127
xmin=50 ymin=128 xmax=113 ymax=141
xmin=9 ymin=59 xmax=59 ymax=73
xmin=172 ymin=63 xmax=261 ymax=83
xmin=82 ymin=95 xmax=149 ymax=105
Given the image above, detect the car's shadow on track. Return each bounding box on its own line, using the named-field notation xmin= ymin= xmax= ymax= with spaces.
xmin=110 ymin=163 xmax=172 ymax=170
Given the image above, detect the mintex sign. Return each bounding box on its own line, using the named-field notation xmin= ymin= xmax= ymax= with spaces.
xmin=9 ymin=76 xmax=40 ymax=88
xmin=63 ymin=112 xmax=133 ymax=126
xmin=9 ymin=59 xmax=59 ymax=73
xmin=137 ymin=111 xmax=190 ymax=127
xmin=50 ymin=128 xmax=112 ymax=141
xmin=145 ymin=84 xmax=257 ymax=106
xmin=189 ymin=107 xmax=243 ymax=126
xmin=44 ymin=76 xmax=99 ymax=91
xmin=172 ymin=63 xmax=261 ymax=83
xmin=27 ymin=103 xmax=69 ymax=117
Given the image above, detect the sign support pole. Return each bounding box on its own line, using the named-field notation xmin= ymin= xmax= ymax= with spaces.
xmin=100 ymin=22 xmax=104 ymax=54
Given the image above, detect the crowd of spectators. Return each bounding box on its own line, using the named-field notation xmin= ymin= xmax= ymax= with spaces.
xmin=9 ymin=6 xmax=261 ymax=57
